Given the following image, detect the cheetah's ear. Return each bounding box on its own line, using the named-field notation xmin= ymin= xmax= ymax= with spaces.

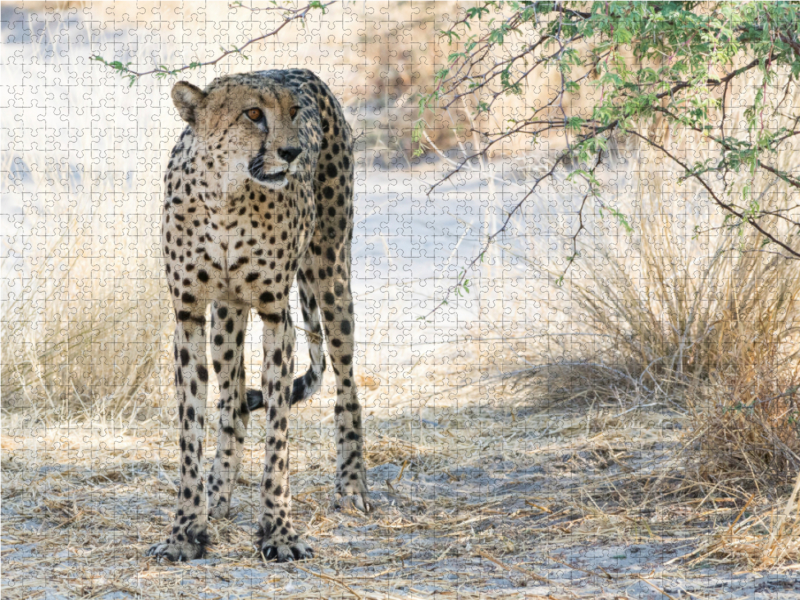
xmin=171 ymin=82 xmax=207 ymax=126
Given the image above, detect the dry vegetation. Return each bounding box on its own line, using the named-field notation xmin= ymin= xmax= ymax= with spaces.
xmin=2 ymin=2 xmax=800 ymax=598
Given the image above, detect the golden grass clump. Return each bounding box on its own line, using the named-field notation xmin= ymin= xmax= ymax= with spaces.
xmin=2 ymin=219 xmax=173 ymax=425
xmin=558 ymin=81 xmax=800 ymax=490
xmin=543 ymin=188 xmax=800 ymax=495
xmin=667 ymin=473 xmax=800 ymax=570
xmin=493 ymin=79 xmax=800 ymax=568
xmin=690 ymin=317 xmax=800 ymax=487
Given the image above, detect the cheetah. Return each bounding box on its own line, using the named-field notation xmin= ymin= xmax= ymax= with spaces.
xmin=147 ymin=69 xmax=368 ymax=563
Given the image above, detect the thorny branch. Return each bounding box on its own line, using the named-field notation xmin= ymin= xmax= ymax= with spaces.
xmin=93 ymin=1 xmax=335 ymax=84
xmin=417 ymin=1 xmax=800 ymax=318
xmin=420 ymin=153 xmax=568 ymax=321
xmin=625 ymin=130 xmax=800 ymax=260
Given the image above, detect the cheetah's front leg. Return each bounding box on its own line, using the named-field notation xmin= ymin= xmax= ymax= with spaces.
xmin=207 ymin=303 xmax=250 ymax=519
xmin=256 ymin=310 xmax=313 ymax=561
xmin=147 ymin=317 xmax=210 ymax=561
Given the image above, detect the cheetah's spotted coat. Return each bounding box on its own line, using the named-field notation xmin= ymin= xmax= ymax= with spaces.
xmin=147 ymin=69 xmax=367 ymax=562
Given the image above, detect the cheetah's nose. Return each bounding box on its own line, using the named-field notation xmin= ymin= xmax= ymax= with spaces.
xmin=278 ymin=146 xmax=302 ymax=164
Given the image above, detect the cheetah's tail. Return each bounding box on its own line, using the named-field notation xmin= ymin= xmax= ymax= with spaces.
xmin=245 ymin=372 xmax=316 ymax=411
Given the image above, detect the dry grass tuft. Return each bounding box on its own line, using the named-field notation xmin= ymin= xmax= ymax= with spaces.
xmin=494 ymin=84 xmax=800 ymax=569
xmin=665 ymin=473 xmax=800 ymax=570
xmin=689 ymin=337 xmax=800 ymax=489
xmin=559 ymin=219 xmax=800 ymax=484
xmin=2 ymin=219 xmax=173 ymax=425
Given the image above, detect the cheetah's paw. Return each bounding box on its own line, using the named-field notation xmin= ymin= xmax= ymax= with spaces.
xmin=330 ymin=489 xmax=397 ymax=514
xmin=256 ymin=528 xmax=314 ymax=562
xmin=146 ymin=537 xmax=208 ymax=562
xmin=259 ymin=540 xmax=314 ymax=562
xmin=207 ymin=494 xmax=232 ymax=520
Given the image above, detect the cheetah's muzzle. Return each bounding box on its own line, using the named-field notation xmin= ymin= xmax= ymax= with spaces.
xmin=247 ymin=144 xmax=287 ymax=186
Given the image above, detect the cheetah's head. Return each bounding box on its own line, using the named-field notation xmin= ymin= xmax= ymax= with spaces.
xmin=172 ymin=78 xmax=304 ymax=191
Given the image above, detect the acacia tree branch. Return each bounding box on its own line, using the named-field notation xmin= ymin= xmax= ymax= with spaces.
xmin=556 ymin=152 xmax=604 ymax=286
xmin=438 ymin=37 xmax=556 ymax=109
xmin=625 ymin=129 xmax=800 ymax=260
xmin=93 ymin=1 xmax=335 ymax=82
xmin=649 ymin=105 xmax=800 ymax=190
xmin=420 ymin=154 xmax=567 ymax=321
xmin=425 ymin=120 xmax=563 ymax=196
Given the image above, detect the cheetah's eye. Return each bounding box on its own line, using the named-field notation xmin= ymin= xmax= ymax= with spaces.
xmin=289 ymin=106 xmax=299 ymax=119
xmin=246 ymin=108 xmax=263 ymax=122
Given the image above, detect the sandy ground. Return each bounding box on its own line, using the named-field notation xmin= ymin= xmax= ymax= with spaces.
xmin=3 ymin=392 xmax=799 ymax=600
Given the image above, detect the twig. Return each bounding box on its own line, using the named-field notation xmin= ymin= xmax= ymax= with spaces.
xmin=293 ymin=564 xmax=363 ymax=599
xmin=475 ymin=550 xmax=555 ymax=585
xmin=626 ymin=129 xmax=800 ymax=260
xmin=419 ymin=154 xmax=566 ymax=320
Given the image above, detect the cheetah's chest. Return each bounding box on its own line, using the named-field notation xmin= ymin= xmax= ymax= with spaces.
xmin=194 ymin=182 xmax=315 ymax=306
